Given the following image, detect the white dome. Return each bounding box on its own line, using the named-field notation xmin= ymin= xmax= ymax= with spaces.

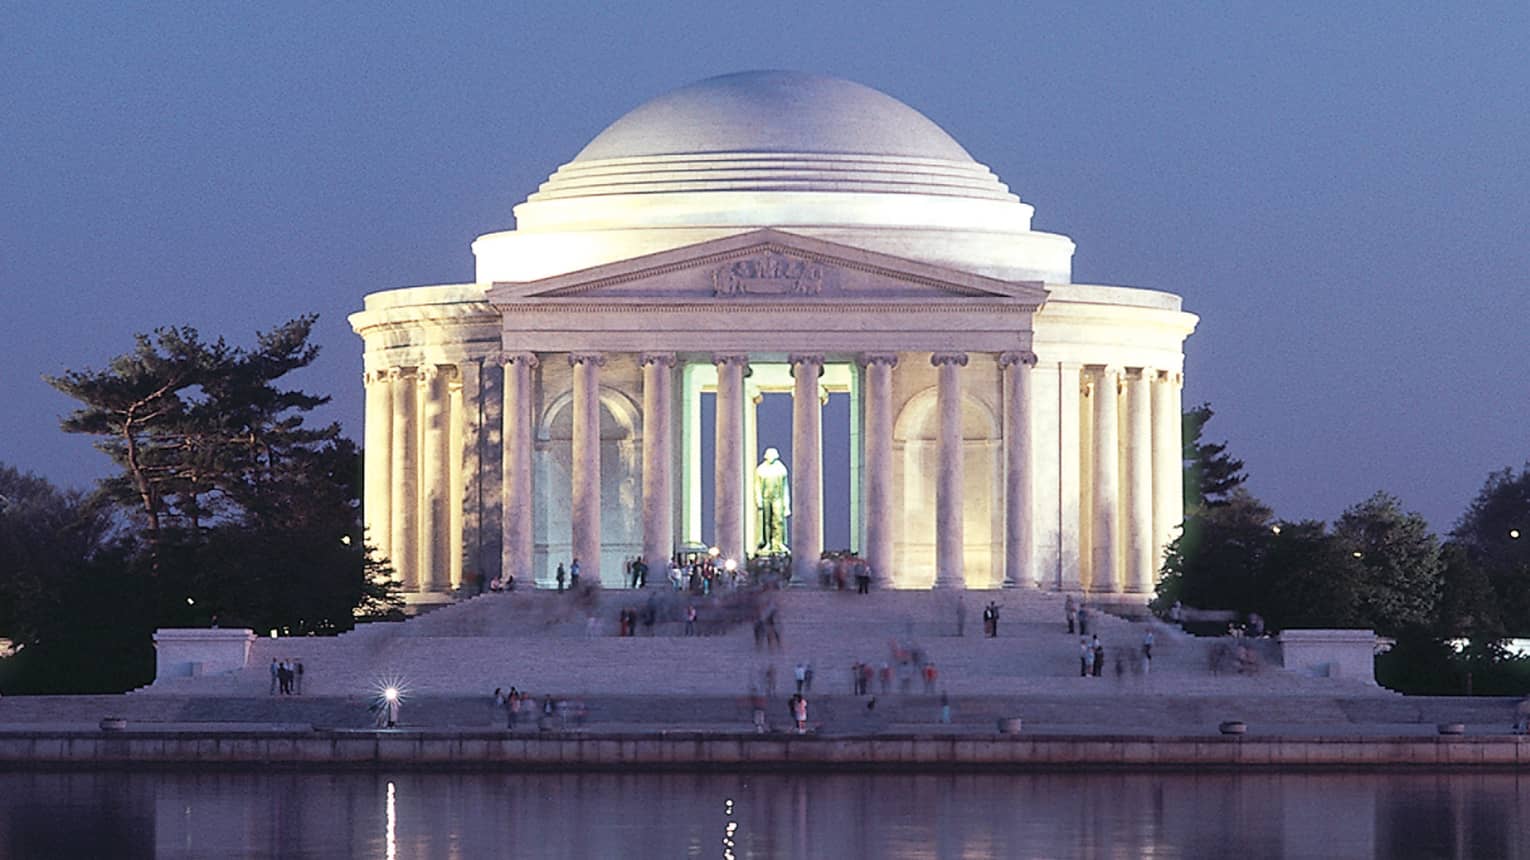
xmin=480 ymin=71 xmax=1076 ymax=285
xmin=573 ymin=70 xmax=975 ymax=162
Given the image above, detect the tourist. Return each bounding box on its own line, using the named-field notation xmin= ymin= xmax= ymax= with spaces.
xmin=556 ymin=563 xmax=566 ymax=593
xmin=493 ymin=687 xmax=505 ymax=722
xmin=922 ymin=662 xmax=937 ymax=694
xmin=295 ymin=660 xmax=304 ymax=694
xmin=1142 ymin=629 xmax=1155 ymax=674
xmin=804 ymin=663 xmax=815 ymax=693
xmin=1064 ymin=594 xmax=1076 ymax=634
xmin=751 ymin=686 xmax=767 ymax=733
xmin=940 ymin=691 xmax=951 ymax=724
xmin=981 ymin=602 xmax=993 ymax=637
xmin=1079 ymin=638 xmax=1091 ymax=677
xmin=791 ymin=692 xmax=808 ymax=733
xmin=269 ymin=658 xmax=279 ymax=695
xmin=685 ymin=604 xmax=697 ymax=636
xmin=1091 ymin=636 xmax=1105 ymax=677
xmin=569 ymin=558 xmax=581 ymax=590
xmin=986 ymin=601 xmax=1001 ymax=638
xmin=1078 ymin=604 xmax=1089 ymax=636
xmin=794 ymin=662 xmax=807 ymax=693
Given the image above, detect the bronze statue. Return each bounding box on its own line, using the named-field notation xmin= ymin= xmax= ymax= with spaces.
xmin=754 ymin=447 xmax=790 ymax=555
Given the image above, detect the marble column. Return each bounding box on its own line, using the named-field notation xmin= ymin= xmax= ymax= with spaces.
xmin=475 ymin=356 xmax=504 ymax=587
xmin=932 ymin=352 xmax=969 ymax=589
xmin=859 ymin=353 xmax=897 ymax=588
xmin=1000 ymin=350 xmax=1037 ymax=589
xmin=1090 ymin=365 xmax=1121 ymax=593
xmin=1124 ymin=368 xmax=1154 ymax=594
xmin=501 ymin=352 xmax=537 ymax=586
xmin=388 ymin=366 xmax=418 ymax=590
xmin=789 ymin=354 xmax=824 ymax=584
xmin=1152 ymin=370 xmax=1184 ymax=565
xmin=640 ymin=352 xmax=676 ymax=584
xmin=363 ymin=369 xmax=392 ymax=563
xmin=570 ymin=352 xmax=604 ymax=584
xmin=419 ymin=364 xmax=454 ymax=593
xmin=713 ymin=355 xmax=748 ymax=565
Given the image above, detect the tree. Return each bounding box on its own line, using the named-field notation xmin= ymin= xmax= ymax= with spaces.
xmin=1333 ymin=491 xmax=1442 ymax=634
xmin=1450 ymin=464 xmax=1530 ymax=635
xmin=1183 ymin=403 xmax=1247 ymax=514
xmin=1156 ymin=488 xmax=1273 ymax=615
xmin=32 ymin=317 xmax=401 ymax=690
xmin=0 ymin=464 xmax=153 ymax=693
xmin=45 ymin=327 xmax=226 ymax=570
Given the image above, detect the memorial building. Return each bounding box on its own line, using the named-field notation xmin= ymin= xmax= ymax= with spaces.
xmin=349 ymin=71 xmax=1197 ymax=604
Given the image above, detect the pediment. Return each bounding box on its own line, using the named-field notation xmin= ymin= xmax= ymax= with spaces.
xmin=488 ymin=229 xmax=1047 ymax=307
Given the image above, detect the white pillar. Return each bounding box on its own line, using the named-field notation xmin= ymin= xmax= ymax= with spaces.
xmin=1000 ymin=351 xmax=1036 ymax=589
xmin=501 ymin=352 xmax=536 ymax=586
xmin=640 ymin=352 xmax=676 ymax=583
xmin=419 ymin=364 xmax=453 ymax=594
xmin=475 ymin=356 xmax=504 ymax=587
xmin=789 ymin=354 xmax=824 ymax=584
xmin=1124 ymin=367 xmax=1154 ymax=594
xmin=1153 ymin=370 xmax=1184 ymax=565
xmin=1090 ymin=365 xmax=1120 ymax=594
xmin=745 ymin=386 xmax=760 ymax=556
xmin=859 ymin=353 xmax=897 ymax=588
xmin=387 ymin=366 xmax=417 ymax=590
xmin=570 ymin=352 xmax=604 ymax=584
xmin=1054 ymin=362 xmax=1084 ymax=592
xmin=363 ymin=369 xmax=392 ymax=563
xmin=713 ymin=355 xmax=748 ymax=565
xmin=932 ymin=352 xmax=968 ymax=589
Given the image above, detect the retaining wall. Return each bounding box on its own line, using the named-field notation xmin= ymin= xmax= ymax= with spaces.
xmin=0 ymin=729 xmax=1525 ymax=771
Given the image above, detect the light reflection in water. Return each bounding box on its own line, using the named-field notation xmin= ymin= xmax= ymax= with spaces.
xmin=0 ymin=771 xmax=1526 ymax=859
xmin=386 ymin=780 xmax=396 ymax=860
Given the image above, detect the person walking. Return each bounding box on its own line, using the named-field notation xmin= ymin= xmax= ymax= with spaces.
xmin=1142 ymin=629 xmax=1155 ymax=675
xmin=1079 ymin=638 xmax=1091 ymax=677
xmin=685 ymin=604 xmax=697 ymax=636
xmin=986 ymin=602 xmax=1001 ymax=638
xmin=1091 ymin=636 xmax=1105 ymax=677
xmin=556 ymin=563 xmax=567 ymax=593
xmin=269 ymin=658 xmax=279 ymax=695
xmin=569 ymin=558 xmax=581 ymax=590
xmin=1064 ymin=594 xmax=1076 ymax=634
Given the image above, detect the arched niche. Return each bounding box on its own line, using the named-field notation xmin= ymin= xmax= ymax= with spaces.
xmin=892 ymin=386 xmax=1003 ymax=588
xmin=534 ymin=386 xmax=643 ymax=586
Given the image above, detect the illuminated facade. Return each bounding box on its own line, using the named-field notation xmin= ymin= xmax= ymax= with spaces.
xmin=349 ymin=71 xmax=1196 ymax=603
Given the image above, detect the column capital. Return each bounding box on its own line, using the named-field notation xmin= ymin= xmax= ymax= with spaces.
xmin=386 ymin=366 xmax=412 ymax=382
xmin=931 ymin=352 xmax=969 ymax=368
xmin=711 ymin=353 xmax=750 ymax=369
xmin=416 ymin=364 xmax=458 ymax=383
xmin=640 ymin=352 xmax=678 ymax=368
xmin=1124 ymin=366 xmax=1151 ymax=381
xmin=998 ymin=350 xmax=1038 ymax=369
xmin=856 ymin=352 xmax=899 ymax=369
xmin=365 ymin=368 xmax=391 ymax=385
xmin=568 ymin=352 xmax=606 ymax=368
xmin=788 ymin=354 xmax=825 ymax=378
xmin=501 ymin=351 xmax=539 ymax=368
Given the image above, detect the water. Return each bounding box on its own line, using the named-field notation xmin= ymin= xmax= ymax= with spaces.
xmin=2 ymin=770 xmax=1527 ymax=859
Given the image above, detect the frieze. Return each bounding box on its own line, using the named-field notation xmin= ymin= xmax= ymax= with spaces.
xmin=711 ymin=252 xmax=824 ymax=297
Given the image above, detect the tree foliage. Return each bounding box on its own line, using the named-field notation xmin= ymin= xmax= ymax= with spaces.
xmin=6 ymin=317 xmax=402 ymax=693
xmin=1183 ymin=403 xmax=1247 ymax=514
xmin=1449 ymin=464 xmax=1530 ymax=636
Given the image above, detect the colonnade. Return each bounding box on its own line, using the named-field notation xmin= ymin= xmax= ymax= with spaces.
xmin=361 ymin=350 xmax=1182 ymax=599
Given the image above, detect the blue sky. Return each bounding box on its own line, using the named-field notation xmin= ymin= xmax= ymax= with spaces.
xmin=3 ymin=3 xmax=1526 ymax=542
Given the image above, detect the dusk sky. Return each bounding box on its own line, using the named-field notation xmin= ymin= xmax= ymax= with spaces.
xmin=4 ymin=3 xmax=1526 ymax=542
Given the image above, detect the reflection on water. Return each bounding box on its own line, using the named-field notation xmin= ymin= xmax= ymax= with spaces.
xmin=1 ymin=770 xmax=1527 ymax=859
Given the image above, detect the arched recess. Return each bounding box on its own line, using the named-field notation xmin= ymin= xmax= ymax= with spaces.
xmin=534 ymin=386 xmax=642 ymax=586
xmin=891 ymin=386 xmax=1003 ymax=588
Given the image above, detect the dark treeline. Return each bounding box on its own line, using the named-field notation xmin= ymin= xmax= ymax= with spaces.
xmin=1160 ymin=405 xmax=1530 ymax=695
xmin=0 ymin=317 xmax=399 ymax=694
